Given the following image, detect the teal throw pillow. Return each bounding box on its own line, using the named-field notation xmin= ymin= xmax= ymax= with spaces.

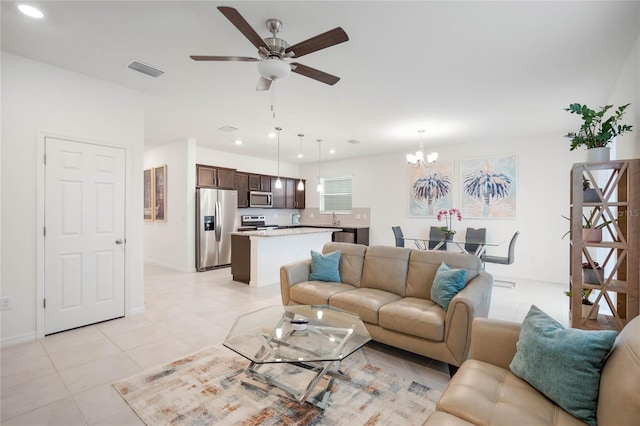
xmin=509 ymin=305 xmax=617 ymax=426
xmin=431 ymin=262 xmax=466 ymax=311
xmin=309 ymin=250 xmax=341 ymax=282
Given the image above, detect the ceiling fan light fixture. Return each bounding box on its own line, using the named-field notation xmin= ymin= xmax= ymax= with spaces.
xmin=18 ymin=4 xmax=44 ymax=19
xmin=258 ymin=58 xmax=291 ymax=81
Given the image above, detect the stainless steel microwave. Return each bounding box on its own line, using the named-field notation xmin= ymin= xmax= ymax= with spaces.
xmin=249 ymin=191 xmax=273 ymax=208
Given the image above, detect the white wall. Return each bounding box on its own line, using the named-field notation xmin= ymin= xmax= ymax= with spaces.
xmin=608 ymin=32 xmax=640 ymax=160
xmin=300 ymin=133 xmax=585 ymax=284
xmin=1 ymin=52 xmax=145 ymax=346
xmin=144 ymin=139 xmax=196 ymax=272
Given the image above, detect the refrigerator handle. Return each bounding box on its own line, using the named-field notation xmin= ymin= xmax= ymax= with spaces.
xmin=215 ymin=200 xmax=222 ymax=242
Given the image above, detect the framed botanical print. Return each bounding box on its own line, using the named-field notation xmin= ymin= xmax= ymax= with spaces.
xmin=409 ymin=160 xmax=455 ymax=217
xmin=143 ymin=169 xmax=154 ymax=221
xmin=154 ymin=165 xmax=167 ymax=222
xmin=460 ymin=154 xmax=517 ymax=218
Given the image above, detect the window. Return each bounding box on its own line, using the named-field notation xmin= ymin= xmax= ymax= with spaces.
xmin=319 ymin=176 xmax=352 ymax=213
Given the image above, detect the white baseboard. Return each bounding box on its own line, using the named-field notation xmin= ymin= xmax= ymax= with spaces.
xmin=128 ymin=306 xmax=146 ymax=316
xmin=144 ymin=257 xmax=195 ymax=273
xmin=1 ymin=331 xmax=38 ymax=348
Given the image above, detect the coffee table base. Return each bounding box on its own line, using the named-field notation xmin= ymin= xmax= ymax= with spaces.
xmin=241 ymin=360 xmax=351 ymax=410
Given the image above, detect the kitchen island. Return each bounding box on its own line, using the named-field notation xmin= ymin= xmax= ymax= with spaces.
xmin=230 ymin=227 xmax=340 ymax=287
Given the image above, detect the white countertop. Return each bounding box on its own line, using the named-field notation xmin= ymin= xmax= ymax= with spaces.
xmin=230 ymin=227 xmax=341 ymax=237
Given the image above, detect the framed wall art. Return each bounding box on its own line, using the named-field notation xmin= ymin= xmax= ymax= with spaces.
xmin=143 ymin=168 xmax=154 ymax=221
xmin=153 ymin=165 xmax=167 ymax=222
xmin=460 ymin=154 xmax=516 ymax=218
xmin=409 ymin=160 xmax=455 ymax=217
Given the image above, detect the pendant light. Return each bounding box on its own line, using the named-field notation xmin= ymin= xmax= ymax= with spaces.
xmin=316 ymin=139 xmax=323 ymax=192
xmin=275 ymin=127 xmax=282 ymax=189
xmin=407 ymin=129 xmax=438 ymax=167
xmin=297 ymin=134 xmax=305 ymax=190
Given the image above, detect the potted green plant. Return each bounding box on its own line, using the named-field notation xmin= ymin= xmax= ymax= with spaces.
xmin=564 ymin=288 xmax=599 ymax=319
xmin=564 ymin=103 xmax=633 ymax=162
xmin=562 ymin=213 xmax=615 ymax=242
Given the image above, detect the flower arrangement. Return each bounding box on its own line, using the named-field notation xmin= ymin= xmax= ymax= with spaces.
xmin=437 ymin=208 xmax=462 ymax=235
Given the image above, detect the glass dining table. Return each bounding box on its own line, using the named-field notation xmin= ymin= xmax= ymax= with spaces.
xmin=402 ymin=236 xmax=504 ymax=257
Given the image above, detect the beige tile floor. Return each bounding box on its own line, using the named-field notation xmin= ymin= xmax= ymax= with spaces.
xmin=1 ymin=263 xmax=571 ymax=425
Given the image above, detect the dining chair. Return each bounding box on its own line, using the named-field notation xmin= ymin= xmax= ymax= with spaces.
xmin=392 ymin=226 xmax=405 ymax=247
xmin=483 ymin=231 xmax=520 ymax=288
xmin=428 ymin=226 xmax=447 ymax=250
xmin=464 ymin=228 xmax=487 ymax=255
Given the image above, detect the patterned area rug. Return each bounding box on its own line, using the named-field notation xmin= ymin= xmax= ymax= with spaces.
xmin=114 ymin=344 xmax=441 ymax=425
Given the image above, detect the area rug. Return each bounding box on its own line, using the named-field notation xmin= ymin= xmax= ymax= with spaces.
xmin=113 ymin=344 xmax=441 ymax=425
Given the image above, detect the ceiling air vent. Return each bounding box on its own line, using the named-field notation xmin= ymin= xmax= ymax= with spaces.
xmin=127 ymin=61 xmax=164 ymax=78
xmin=347 ymin=139 xmax=361 ymax=144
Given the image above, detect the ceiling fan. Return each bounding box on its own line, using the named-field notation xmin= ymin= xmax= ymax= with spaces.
xmin=190 ymin=6 xmax=349 ymax=91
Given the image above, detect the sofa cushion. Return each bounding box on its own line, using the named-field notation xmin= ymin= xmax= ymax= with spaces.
xmin=322 ymin=242 xmax=367 ymax=287
xmin=407 ymin=251 xmax=481 ymax=299
xmin=431 ymin=263 xmax=466 ymax=311
xmin=360 ymin=246 xmax=411 ymax=297
xmin=597 ymin=315 xmax=640 ymax=426
xmin=438 ymin=360 xmax=587 ymax=426
xmin=378 ymin=297 xmax=446 ymax=342
xmin=309 ymin=250 xmax=341 ymax=282
xmin=289 ymin=281 xmax=356 ymax=305
xmin=423 ymin=412 xmax=475 ymax=425
xmin=329 ymin=288 xmax=401 ymax=325
xmin=509 ymin=305 xmax=616 ymax=426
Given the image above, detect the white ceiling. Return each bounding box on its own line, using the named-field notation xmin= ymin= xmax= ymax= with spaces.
xmin=2 ymin=1 xmax=639 ymax=164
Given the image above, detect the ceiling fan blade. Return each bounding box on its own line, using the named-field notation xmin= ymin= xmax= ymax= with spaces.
xmin=256 ymin=77 xmax=272 ymax=91
xmin=291 ymin=63 xmax=340 ymax=85
xmin=217 ymin=6 xmax=270 ymax=51
xmin=190 ymin=55 xmax=258 ymax=62
xmin=285 ymin=27 xmax=349 ymax=58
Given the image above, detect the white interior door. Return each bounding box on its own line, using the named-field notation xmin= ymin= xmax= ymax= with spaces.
xmin=44 ymin=137 xmax=126 ymax=335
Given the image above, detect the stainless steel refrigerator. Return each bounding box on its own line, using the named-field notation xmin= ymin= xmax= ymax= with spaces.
xmin=196 ymin=188 xmax=238 ymax=271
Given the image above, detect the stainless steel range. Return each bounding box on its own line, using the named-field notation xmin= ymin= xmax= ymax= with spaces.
xmin=237 ymin=215 xmax=278 ymax=231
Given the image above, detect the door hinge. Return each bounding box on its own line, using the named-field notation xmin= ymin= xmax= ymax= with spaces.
xmin=43 ymin=298 xmax=46 ymax=309
xmin=43 ymin=154 xmax=46 ymax=165
xmin=43 ymin=227 xmax=46 ymax=237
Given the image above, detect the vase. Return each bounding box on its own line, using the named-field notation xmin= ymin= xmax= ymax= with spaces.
xmin=581 ymin=303 xmax=600 ymax=320
xmin=582 ymin=228 xmax=602 ymax=243
xmin=583 ymin=188 xmax=601 ymax=203
xmin=583 ymin=267 xmax=604 ymax=284
xmin=445 ymin=233 xmax=454 ymax=241
xmin=586 ymin=147 xmax=610 ymax=163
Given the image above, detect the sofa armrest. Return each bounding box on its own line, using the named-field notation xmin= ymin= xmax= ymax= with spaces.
xmin=443 ymin=271 xmax=493 ymax=365
xmin=469 ymin=318 xmax=521 ymax=370
xmin=279 ymin=259 xmax=311 ymax=305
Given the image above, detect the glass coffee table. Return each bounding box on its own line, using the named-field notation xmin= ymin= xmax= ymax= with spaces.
xmin=223 ymin=305 xmax=371 ymax=409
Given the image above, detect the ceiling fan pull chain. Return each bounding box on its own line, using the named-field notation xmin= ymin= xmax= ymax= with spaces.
xmin=271 ymin=80 xmax=276 ymax=119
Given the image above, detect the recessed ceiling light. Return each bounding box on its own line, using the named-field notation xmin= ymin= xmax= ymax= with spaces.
xmin=18 ymin=4 xmax=44 ymax=19
xmin=329 ymin=149 xmax=336 ymax=154
xmin=219 ymin=125 xmax=238 ymax=133
xmin=234 ymin=139 xmax=243 ymax=145
xmin=267 ymin=132 xmax=276 ymax=138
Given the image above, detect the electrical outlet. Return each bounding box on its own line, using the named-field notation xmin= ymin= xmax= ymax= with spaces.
xmin=363 ymin=214 xmax=367 ymax=219
xmin=310 ymin=213 xmax=314 ymax=218
xmin=356 ymin=214 xmax=361 ymax=219
xmin=0 ymin=297 xmax=12 ymax=311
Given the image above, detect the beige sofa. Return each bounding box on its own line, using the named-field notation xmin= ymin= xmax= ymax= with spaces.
xmin=424 ymin=316 xmax=640 ymax=426
xmin=279 ymin=242 xmax=493 ymax=373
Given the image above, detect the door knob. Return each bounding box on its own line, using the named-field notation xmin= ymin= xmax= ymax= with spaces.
xmin=115 ymin=239 xmax=123 ymax=245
